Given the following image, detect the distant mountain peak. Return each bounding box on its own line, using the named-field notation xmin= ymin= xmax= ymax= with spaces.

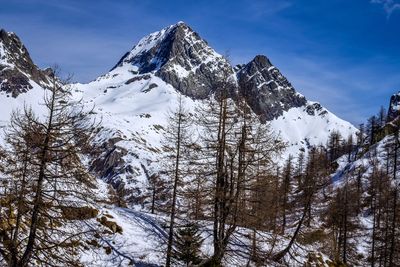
xmin=0 ymin=28 xmax=30 ymax=66
xmin=0 ymin=29 xmax=51 ymax=96
xmin=112 ymin=22 xmax=233 ymax=98
xmin=112 ymin=22 xmax=198 ymax=71
xmin=251 ymin=55 xmax=273 ymax=66
xmin=175 ymin=20 xmax=186 ymax=25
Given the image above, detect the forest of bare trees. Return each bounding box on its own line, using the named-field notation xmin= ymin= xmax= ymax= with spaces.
xmin=0 ymin=69 xmax=398 ymax=267
xmin=0 ymin=71 xmax=102 ymax=267
xmin=157 ymin=81 xmax=400 ymax=266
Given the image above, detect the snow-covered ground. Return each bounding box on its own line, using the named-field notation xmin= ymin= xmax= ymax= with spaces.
xmin=80 ymin=204 xmax=331 ymax=267
xmin=270 ymin=103 xmax=356 ymax=158
xmin=0 ymin=82 xmax=47 ymax=129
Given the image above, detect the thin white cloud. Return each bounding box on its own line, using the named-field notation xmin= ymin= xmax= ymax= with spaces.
xmin=246 ymin=0 xmax=292 ymax=19
xmin=371 ymin=0 xmax=400 ymax=18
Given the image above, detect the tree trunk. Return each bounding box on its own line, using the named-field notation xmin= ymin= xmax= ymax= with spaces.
xmin=19 ymin=82 xmax=56 ymax=267
xmin=166 ymin=106 xmax=183 ymax=267
xmin=273 ymin=194 xmax=311 ymax=262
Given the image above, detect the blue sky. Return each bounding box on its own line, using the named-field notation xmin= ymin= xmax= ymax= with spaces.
xmin=0 ymin=0 xmax=399 ymax=125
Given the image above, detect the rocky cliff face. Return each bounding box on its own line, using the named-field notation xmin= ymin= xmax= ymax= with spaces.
xmin=237 ymin=55 xmax=307 ymax=121
xmin=0 ymin=29 xmax=51 ymax=97
xmin=388 ymin=91 xmax=400 ymax=121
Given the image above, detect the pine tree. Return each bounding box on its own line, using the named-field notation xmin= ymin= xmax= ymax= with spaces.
xmin=172 ymin=222 xmax=203 ymax=266
xmin=280 ymin=155 xmax=293 ymax=235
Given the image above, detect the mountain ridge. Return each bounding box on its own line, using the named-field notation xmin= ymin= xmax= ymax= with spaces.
xmin=110 ymin=22 xmax=331 ymax=121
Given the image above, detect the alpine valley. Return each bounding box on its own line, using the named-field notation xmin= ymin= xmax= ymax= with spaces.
xmin=0 ymin=22 xmax=399 ymax=267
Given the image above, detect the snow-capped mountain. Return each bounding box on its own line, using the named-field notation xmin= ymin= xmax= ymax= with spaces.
xmin=111 ymin=21 xmax=234 ymax=99
xmin=0 ymin=22 xmax=357 ymax=195
xmin=72 ymin=22 xmax=357 ymax=193
xmin=0 ymin=29 xmax=55 ymax=126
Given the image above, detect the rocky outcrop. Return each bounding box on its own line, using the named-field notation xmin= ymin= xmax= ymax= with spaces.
xmin=387 ymin=91 xmax=400 ymax=122
xmin=0 ymin=66 xmax=32 ymax=97
xmin=90 ymin=136 xmax=128 ymax=188
xmin=237 ymin=55 xmax=307 ymax=121
xmin=0 ymin=29 xmax=51 ymax=96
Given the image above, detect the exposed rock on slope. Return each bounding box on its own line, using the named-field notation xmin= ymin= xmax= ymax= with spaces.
xmin=388 ymin=91 xmax=400 ymax=121
xmin=0 ymin=29 xmax=51 ymax=97
xmin=237 ymin=55 xmax=307 ymax=121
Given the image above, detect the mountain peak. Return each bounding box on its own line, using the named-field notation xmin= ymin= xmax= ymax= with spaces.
xmin=252 ymin=55 xmax=273 ymax=67
xmin=237 ymin=54 xmax=307 ymax=121
xmin=112 ymin=22 xmax=233 ymax=98
xmin=0 ymin=29 xmax=31 ymax=66
xmin=174 ymin=20 xmax=187 ymax=26
xmin=0 ymin=29 xmax=18 ymax=39
xmin=0 ymin=28 xmax=8 ymax=39
xmin=0 ymin=29 xmax=51 ymax=96
xmin=0 ymin=29 xmax=14 ymax=40
xmin=113 ymin=21 xmax=199 ymax=71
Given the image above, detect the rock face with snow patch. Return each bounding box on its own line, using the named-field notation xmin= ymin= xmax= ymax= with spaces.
xmin=388 ymin=91 xmax=400 ymax=121
xmin=237 ymin=55 xmax=307 ymax=121
xmin=112 ymin=22 xmax=234 ymax=99
xmin=0 ymin=29 xmax=51 ymax=97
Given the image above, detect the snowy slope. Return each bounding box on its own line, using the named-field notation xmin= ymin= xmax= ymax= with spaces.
xmin=73 ymin=65 xmax=357 ymax=192
xmin=81 ymin=204 xmax=331 ymax=267
xmin=271 ymin=102 xmax=356 ymax=158
xmin=73 ymin=65 xmax=197 ymax=189
xmin=0 ymin=82 xmax=46 ymax=127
